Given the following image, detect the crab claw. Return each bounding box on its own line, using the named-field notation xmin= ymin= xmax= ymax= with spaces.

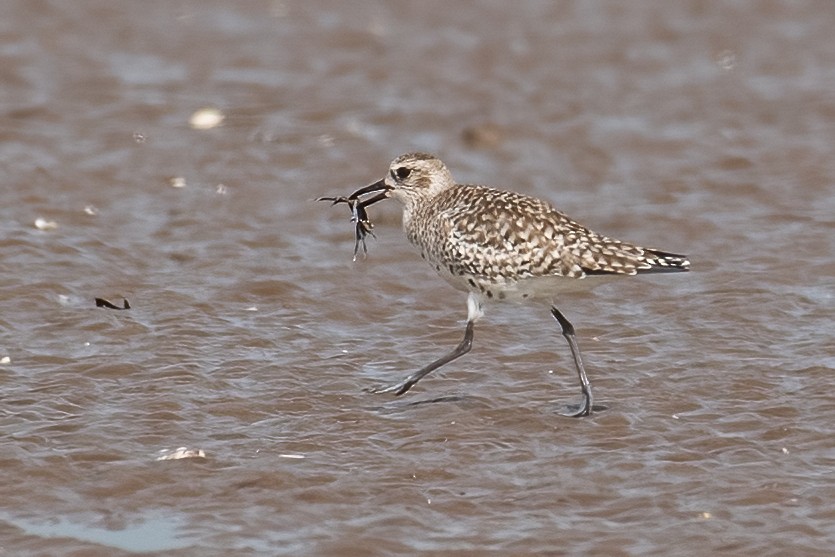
xmin=319 ymin=180 xmax=391 ymax=260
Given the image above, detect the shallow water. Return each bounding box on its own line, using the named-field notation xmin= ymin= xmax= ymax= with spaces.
xmin=1 ymin=1 xmax=834 ymax=555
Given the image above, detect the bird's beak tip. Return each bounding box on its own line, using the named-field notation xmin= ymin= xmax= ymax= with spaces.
xmin=349 ymin=178 xmax=392 ymax=200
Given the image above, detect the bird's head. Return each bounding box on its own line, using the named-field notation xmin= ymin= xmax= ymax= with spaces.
xmin=349 ymin=153 xmax=455 ymax=207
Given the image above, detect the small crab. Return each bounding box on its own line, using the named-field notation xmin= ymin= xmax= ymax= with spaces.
xmin=318 ymin=179 xmax=390 ymax=260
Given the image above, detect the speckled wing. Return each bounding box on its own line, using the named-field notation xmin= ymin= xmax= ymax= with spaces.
xmin=435 ymin=185 xmax=687 ymax=282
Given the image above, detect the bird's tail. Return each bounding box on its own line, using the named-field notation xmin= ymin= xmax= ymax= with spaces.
xmin=639 ymin=249 xmax=690 ymax=273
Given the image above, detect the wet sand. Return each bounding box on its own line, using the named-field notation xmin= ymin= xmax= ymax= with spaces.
xmin=1 ymin=1 xmax=834 ymax=555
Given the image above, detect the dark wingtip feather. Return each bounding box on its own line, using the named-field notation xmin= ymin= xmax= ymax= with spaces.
xmin=638 ymin=249 xmax=690 ymax=273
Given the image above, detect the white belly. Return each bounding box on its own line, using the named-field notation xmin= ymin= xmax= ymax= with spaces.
xmin=431 ymin=260 xmax=616 ymax=303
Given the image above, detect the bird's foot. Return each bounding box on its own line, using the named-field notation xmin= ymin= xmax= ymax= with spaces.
xmin=364 ymin=379 xmax=414 ymax=396
xmin=559 ymin=390 xmax=595 ymax=418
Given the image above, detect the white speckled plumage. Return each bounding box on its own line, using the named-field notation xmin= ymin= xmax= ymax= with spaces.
xmin=387 ymin=153 xmax=689 ymax=306
xmin=331 ymin=152 xmax=689 ymax=417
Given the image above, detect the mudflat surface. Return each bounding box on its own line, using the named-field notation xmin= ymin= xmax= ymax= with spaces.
xmin=1 ymin=2 xmax=833 ymax=555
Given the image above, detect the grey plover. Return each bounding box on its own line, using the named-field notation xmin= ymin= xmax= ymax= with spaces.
xmin=322 ymin=152 xmax=689 ymax=417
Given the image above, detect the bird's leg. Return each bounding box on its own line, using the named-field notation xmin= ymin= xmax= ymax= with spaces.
xmin=550 ymin=307 xmax=593 ymax=417
xmin=366 ymin=293 xmax=483 ymax=396
xmin=365 ymin=320 xmax=474 ymax=396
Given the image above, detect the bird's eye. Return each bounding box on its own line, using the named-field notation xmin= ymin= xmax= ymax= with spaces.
xmin=395 ymin=167 xmax=412 ymax=180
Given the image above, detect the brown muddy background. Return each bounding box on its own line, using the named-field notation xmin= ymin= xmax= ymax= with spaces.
xmin=1 ymin=1 xmax=834 ymax=556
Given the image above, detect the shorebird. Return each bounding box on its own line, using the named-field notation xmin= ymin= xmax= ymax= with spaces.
xmin=322 ymin=153 xmax=689 ymax=417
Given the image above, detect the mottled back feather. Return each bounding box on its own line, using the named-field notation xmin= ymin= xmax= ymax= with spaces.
xmin=382 ymin=153 xmax=689 ymax=300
